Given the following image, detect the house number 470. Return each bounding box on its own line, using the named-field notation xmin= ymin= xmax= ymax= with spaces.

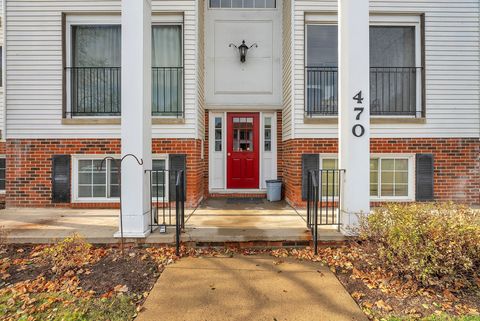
xmin=352 ymin=91 xmax=365 ymax=138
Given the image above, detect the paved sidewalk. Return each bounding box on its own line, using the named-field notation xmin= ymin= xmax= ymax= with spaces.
xmin=136 ymin=255 xmax=367 ymax=321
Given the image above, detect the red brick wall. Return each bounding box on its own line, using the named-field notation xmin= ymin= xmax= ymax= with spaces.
xmin=284 ymin=138 xmax=480 ymax=208
xmin=5 ymin=139 xmax=204 ymax=208
xmin=0 ymin=142 xmax=5 ymax=208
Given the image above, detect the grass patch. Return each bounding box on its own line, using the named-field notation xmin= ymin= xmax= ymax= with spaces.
xmin=0 ymin=291 xmax=136 ymax=321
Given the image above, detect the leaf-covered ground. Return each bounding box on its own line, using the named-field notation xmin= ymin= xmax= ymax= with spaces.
xmin=0 ymin=242 xmax=179 ymax=321
xmin=1 ymin=241 xmax=479 ymax=321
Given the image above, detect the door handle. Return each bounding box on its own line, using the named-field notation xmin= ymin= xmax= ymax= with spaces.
xmin=227 ymin=153 xmax=231 ymax=157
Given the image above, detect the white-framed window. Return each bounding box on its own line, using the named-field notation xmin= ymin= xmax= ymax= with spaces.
xmin=73 ymin=156 xmax=120 ymax=201
xmin=152 ymin=23 xmax=184 ymax=117
xmin=305 ymin=14 xmax=422 ymax=117
xmin=320 ymin=154 xmax=415 ymax=201
xmin=66 ymin=15 xmax=122 ymax=118
xmin=264 ymin=116 xmax=272 ymax=152
xmin=65 ymin=15 xmax=184 ymax=118
xmin=214 ymin=116 xmax=223 ymax=152
xmin=151 ymin=157 xmax=169 ymax=200
xmin=72 ymin=155 xmax=169 ymax=202
xmin=209 ymin=0 xmax=276 ymax=9
xmin=0 ymin=157 xmax=5 ymax=192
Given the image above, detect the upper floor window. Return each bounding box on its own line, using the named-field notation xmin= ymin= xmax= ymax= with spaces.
xmin=210 ymin=0 xmax=276 ymax=8
xmin=305 ymin=17 xmax=423 ymax=118
xmin=152 ymin=25 xmax=183 ymax=117
xmin=69 ymin=25 xmax=121 ymax=117
xmin=65 ymin=16 xmax=184 ymax=118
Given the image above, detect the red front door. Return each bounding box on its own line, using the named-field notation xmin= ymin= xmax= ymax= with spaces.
xmin=227 ymin=113 xmax=260 ymax=189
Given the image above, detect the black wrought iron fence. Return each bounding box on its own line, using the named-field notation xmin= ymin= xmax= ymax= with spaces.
xmin=306 ymin=169 xmax=345 ymax=255
xmin=305 ymin=67 xmax=423 ymax=117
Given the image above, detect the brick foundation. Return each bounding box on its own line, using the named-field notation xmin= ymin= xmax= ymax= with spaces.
xmin=284 ymin=138 xmax=480 ymax=208
xmin=0 ymin=141 xmax=5 ymax=208
xmin=5 ymin=139 xmax=204 ymax=208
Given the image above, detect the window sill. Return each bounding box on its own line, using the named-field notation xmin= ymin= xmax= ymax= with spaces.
xmin=152 ymin=118 xmax=185 ymax=125
xmin=304 ymin=116 xmax=426 ymax=125
xmin=62 ymin=117 xmax=186 ymax=125
xmin=62 ymin=118 xmax=120 ymax=125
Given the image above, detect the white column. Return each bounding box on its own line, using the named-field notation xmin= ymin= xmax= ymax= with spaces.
xmin=119 ymin=0 xmax=152 ymax=238
xmin=338 ymin=0 xmax=370 ymax=234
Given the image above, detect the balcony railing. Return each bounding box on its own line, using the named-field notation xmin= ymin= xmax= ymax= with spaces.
xmin=152 ymin=67 xmax=184 ymax=117
xmin=65 ymin=66 xmax=184 ymax=118
xmin=305 ymin=66 xmax=423 ymax=117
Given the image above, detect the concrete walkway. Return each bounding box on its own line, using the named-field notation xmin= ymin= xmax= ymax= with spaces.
xmin=136 ymin=255 xmax=367 ymax=321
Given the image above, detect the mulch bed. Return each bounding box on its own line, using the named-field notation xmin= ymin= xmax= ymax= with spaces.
xmin=79 ymin=249 xmax=160 ymax=296
xmin=336 ymin=267 xmax=480 ymax=319
xmin=1 ymin=245 xmax=163 ymax=298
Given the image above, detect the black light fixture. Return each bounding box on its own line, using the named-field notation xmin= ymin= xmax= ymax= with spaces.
xmin=229 ymin=40 xmax=258 ymax=63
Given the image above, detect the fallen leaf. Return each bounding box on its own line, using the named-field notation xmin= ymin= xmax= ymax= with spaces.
xmin=443 ymin=289 xmax=457 ymax=301
xmin=351 ymin=291 xmax=365 ymax=300
xmin=375 ymin=300 xmax=393 ymax=312
xmin=114 ymin=284 xmax=129 ymax=293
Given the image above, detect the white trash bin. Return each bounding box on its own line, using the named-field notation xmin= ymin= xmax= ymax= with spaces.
xmin=266 ymin=179 xmax=282 ymax=202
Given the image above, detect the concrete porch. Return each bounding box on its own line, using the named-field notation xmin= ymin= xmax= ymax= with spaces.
xmin=0 ymin=199 xmax=345 ymax=244
xmin=182 ymin=198 xmax=344 ymax=243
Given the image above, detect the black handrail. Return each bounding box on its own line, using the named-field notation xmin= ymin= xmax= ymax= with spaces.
xmin=65 ymin=66 xmax=184 ymax=118
xmin=146 ymin=169 xmax=185 ymax=256
xmin=305 ymin=66 xmax=423 ymax=117
xmin=307 ymin=169 xmax=345 ymax=255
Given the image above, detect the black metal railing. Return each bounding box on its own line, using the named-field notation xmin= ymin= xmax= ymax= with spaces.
xmin=65 ymin=66 xmax=184 ymax=118
xmin=152 ymin=67 xmax=184 ymax=117
xmin=146 ymin=169 xmax=185 ymax=256
xmin=306 ymin=169 xmax=345 ymax=255
xmin=305 ymin=67 xmax=423 ymax=117
xmin=67 ymin=67 xmax=121 ymax=117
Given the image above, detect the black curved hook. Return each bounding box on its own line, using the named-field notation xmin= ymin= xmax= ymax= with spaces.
xmin=121 ymin=153 xmax=144 ymax=166
xmin=98 ymin=156 xmax=119 ymax=172
xmin=97 ymin=154 xmax=144 ymax=172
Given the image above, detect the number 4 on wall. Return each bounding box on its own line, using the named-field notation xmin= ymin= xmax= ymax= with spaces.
xmin=353 ymin=91 xmax=364 ymax=104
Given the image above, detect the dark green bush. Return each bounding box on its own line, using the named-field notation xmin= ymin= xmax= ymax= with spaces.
xmin=360 ymin=203 xmax=480 ymax=287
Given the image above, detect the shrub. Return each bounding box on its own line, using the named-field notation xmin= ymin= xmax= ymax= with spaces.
xmin=42 ymin=233 xmax=92 ymax=274
xmin=360 ymin=203 xmax=480 ymax=287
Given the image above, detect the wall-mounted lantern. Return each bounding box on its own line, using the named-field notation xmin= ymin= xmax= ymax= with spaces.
xmin=229 ymin=40 xmax=258 ymax=63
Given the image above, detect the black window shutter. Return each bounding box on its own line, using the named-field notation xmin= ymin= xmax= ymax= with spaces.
xmin=416 ymin=154 xmax=434 ymax=201
xmin=52 ymin=155 xmax=71 ymax=203
xmin=302 ymin=154 xmax=319 ymax=201
xmin=169 ymin=154 xmax=186 ymax=202
xmin=0 ymin=158 xmax=6 ymax=190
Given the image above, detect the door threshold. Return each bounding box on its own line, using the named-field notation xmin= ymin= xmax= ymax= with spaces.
xmin=209 ymin=189 xmax=266 ymax=194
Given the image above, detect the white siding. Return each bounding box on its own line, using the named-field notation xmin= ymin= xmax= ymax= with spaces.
xmin=5 ymin=0 xmax=199 ymax=139
xmin=293 ymin=0 xmax=480 ymax=138
xmin=197 ymin=0 xmax=205 ymax=140
xmin=0 ymin=0 xmax=4 ymax=141
xmin=282 ymin=0 xmax=293 ymax=141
